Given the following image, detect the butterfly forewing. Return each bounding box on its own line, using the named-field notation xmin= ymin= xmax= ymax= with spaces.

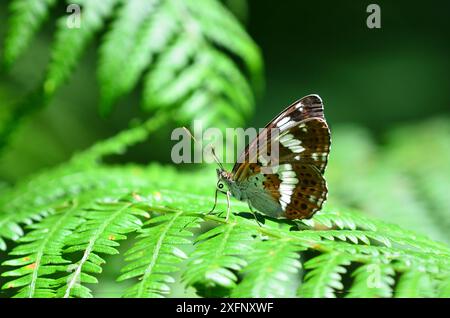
xmin=232 ymin=94 xmax=329 ymax=178
xmin=277 ymin=118 xmax=330 ymax=173
xmin=231 ymin=94 xmax=331 ymax=219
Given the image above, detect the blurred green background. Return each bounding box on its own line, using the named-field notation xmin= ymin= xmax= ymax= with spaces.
xmin=0 ymin=0 xmax=449 ymax=246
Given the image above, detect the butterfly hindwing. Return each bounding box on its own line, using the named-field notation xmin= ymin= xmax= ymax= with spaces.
xmin=248 ymin=163 xmax=327 ymax=219
xmin=278 ymin=163 xmax=327 ymax=219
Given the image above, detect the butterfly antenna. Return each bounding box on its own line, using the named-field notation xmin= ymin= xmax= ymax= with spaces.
xmin=210 ymin=145 xmax=225 ymax=170
xmin=182 ymin=127 xmax=225 ymax=170
xmin=182 ymin=127 xmax=199 ymax=144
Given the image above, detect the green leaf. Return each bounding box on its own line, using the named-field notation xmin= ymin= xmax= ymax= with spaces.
xmin=44 ymin=0 xmax=119 ymax=95
xmin=4 ymin=0 xmax=262 ymax=131
xmin=232 ymin=239 xmax=305 ymax=297
xmin=1 ymin=118 xmax=450 ymax=298
xmin=183 ymin=217 xmax=260 ymax=292
xmin=119 ymin=211 xmax=201 ymax=297
xmin=298 ymin=252 xmax=351 ymax=298
xmin=3 ymin=0 xmax=57 ymax=66
xmin=1 ymin=202 xmax=82 ymax=297
xmin=395 ymin=270 xmax=435 ymax=298
xmin=56 ymin=200 xmax=144 ymax=298
xmin=346 ymin=263 xmax=395 ymax=298
xmin=98 ymin=0 xmax=173 ymax=113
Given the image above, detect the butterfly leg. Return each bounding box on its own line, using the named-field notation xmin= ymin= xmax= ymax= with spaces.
xmin=248 ymin=203 xmax=262 ymax=227
xmin=207 ymin=189 xmax=219 ymax=215
xmin=225 ymin=191 xmax=231 ymax=222
xmin=207 ymin=189 xmax=231 ymax=221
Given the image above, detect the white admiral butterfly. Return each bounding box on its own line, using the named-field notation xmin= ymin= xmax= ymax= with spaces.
xmin=212 ymin=94 xmax=330 ymax=221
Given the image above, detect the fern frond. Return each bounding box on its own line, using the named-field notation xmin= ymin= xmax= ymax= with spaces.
xmin=0 ymin=166 xmax=149 ymax=250
xmin=97 ymin=0 xmax=261 ymax=124
xmin=3 ymin=0 xmax=57 ymax=66
xmin=346 ymin=263 xmax=395 ymax=298
xmin=232 ymin=239 xmax=304 ymax=297
xmin=98 ymin=0 xmax=160 ymax=113
xmin=297 ymin=252 xmax=351 ymax=298
xmin=1 ymin=120 xmax=450 ymax=298
xmin=438 ymin=273 xmax=450 ymax=297
xmin=183 ymin=0 xmax=263 ymax=87
xmin=0 ymin=191 xmax=148 ymax=298
xmin=44 ymin=0 xmax=119 ymax=95
xmin=118 ymin=211 xmax=201 ymax=298
xmin=0 ymin=113 xmax=167 ymax=250
xmin=182 ymin=217 xmax=259 ymax=293
xmin=135 ymin=0 xmax=259 ymax=128
xmin=300 ymin=208 xmax=377 ymax=231
xmin=141 ymin=35 xmax=202 ymax=109
xmin=368 ymin=218 xmax=450 ymax=256
xmin=4 ymin=0 xmax=262 ymax=130
xmin=1 ymin=201 xmax=81 ymax=297
xmin=54 ymin=198 xmax=148 ymax=297
xmin=1 ymin=162 xmax=450 ymax=298
xmin=395 ymin=270 xmax=435 ymax=298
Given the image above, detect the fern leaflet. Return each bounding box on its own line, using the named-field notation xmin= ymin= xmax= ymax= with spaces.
xmin=118 ymin=211 xmax=201 ymax=297
xmin=182 ymin=216 xmax=259 ymax=293
xmin=298 ymin=252 xmax=351 ymax=298
xmin=232 ymin=239 xmax=305 ymax=297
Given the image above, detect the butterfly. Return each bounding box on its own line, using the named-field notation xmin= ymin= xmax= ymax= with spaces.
xmin=212 ymin=94 xmax=331 ymax=222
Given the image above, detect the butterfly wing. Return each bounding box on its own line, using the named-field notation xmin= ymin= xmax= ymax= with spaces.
xmin=233 ymin=94 xmax=329 ymax=178
xmin=232 ymin=94 xmax=330 ymax=219
xmin=264 ymin=163 xmax=328 ymax=219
